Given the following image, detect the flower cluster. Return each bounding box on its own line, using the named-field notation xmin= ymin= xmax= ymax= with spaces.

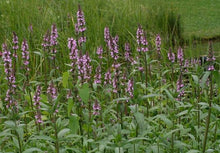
xmin=177 ymin=47 xmax=184 ymax=66
xmin=75 ymin=5 xmax=86 ymax=45
xmin=68 ymin=38 xmax=78 ymax=73
xmin=207 ymin=42 xmax=216 ymax=71
xmin=104 ymin=69 xmax=112 ymax=85
xmin=176 ymin=75 xmax=184 ymax=101
xmin=47 ymin=81 xmax=57 ymax=100
xmin=2 ymin=43 xmax=17 ymax=110
xmin=136 ymin=25 xmax=148 ymax=52
xmin=50 ymin=24 xmax=58 ymax=59
xmin=12 ymin=32 xmax=19 ymax=57
xmin=94 ymin=66 xmax=101 ymax=84
xmin=77 ymin=52 xmax=92 ymax=83
xmin=96 ymin=46 xmax=103 ymax=59
xmin=168 ymin=48 xmax=175 ymax=63
xmin=104 ymin=27 xmax=110 ymax=43
xmin=34 ymin=85 xmax=43 ymax=123
xmin=47 ymin=81 xmax=59 ymax=115
xmin=155 ymin=34 xmax=161 ymax=57
xmin=109 ymin=36 xmax=119 ymax=61
xmin=126 ymin=79 xmax=134 ymax=101
xmin=21 ymin=39 xmax=30 ymax=71
xmin=93 ymin=100 xmax=101 ymax=116
xmin=42 ymin=30 xmax=50 ymax=50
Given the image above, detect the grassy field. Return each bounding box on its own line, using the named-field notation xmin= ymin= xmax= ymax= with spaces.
xmin=0 ymin=0 xmax=219 ymax=52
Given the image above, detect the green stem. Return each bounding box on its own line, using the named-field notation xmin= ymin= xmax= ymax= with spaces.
xmin=202 ymin=74 xmax=213 ymax=153
xmin=54 ymin=115 xmax=60 ymax=153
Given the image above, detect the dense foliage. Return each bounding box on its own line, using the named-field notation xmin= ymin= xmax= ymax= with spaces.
xmin=0 ymin=5 xmax=219 ymax=153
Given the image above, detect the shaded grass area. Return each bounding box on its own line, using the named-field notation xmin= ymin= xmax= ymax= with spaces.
xmin=146 ymin=0 xmax=220 ymax=39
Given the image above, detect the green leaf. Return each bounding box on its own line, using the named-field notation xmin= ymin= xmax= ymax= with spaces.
xmin=213 ymin=70 xmax=220 ymax=88
xmin=23 ymin=148 xmax=42 ymax=153
xmin=128 ymin=137 xmax=149 ymax=142
xmin=192 ymin=75 xmax=199 ymax=85
xmin=5 ymin=120 xmax=16 ymax=129
xmin=142 ymin=94 xmax=161 ymax=99
xmin=69 ymin=115 xmax=79 ymax=134
xmin=67 ymin=98 xmax=74 ymax=117
xmin=78 ymin=83 xmax=90 ymax=103
xmin=16 ymin=126 xmax=24 ymax=141
xmin=186 ymin=149 xmax=199 ymax=153
xmin=200 ymin=71 xmax=210 ymax=88
xmin=31 ymin=135 xmax=54 ymax=142
xmin=115 ymin=147 xmax=124 ymax=153
xmin=58 ymin=128 xmax=70 ymax=139
xmin=156 ymin=114 xmax=173 ymax=128
xmin=62 ymin=71 xmax=69 ymax=88
xmin=164 ymin=89 xmax=175 ymax=101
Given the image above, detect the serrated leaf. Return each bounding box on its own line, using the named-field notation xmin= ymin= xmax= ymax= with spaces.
xmin=23 ymin=148 xmax=42 ymax=153
xmin=115 ymin=147 xmax=124 ymax=153
xmin=62 ymin=71 xmax=69 ymax=88
xmin=186 ymin=149 xmax=199 ymax=153
xmin=192 ymin=75 xmax=199 ymax=85
xmin=177 ymin=110 xmax=188 ymax=117
xmin=69 ymin=115 xmax=79 ymax=134
xmin=31 ymin=135 xmax=54 ymax=142
xmin=157 ymin=114 xmax=173 ymax=128
xmin=128 ymin=137 xmax=149 ymax=142
xmin=142 ymin=94 xmax=161 ymax=99
xmin=164 ymin=89 xmax=175 ymax=101
xmin=58 ymin=128 xmax=70 ymax=138
xmin=78 ymin=83 xmax=90 ymax=103
xmin=200 ymin=71 xmax=210 ymax=88
xmin=5 ymin=120 xmax=16 ymax=128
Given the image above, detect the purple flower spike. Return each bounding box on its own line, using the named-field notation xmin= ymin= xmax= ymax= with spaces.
xmin=104 ymin=27 xmax=110 ymax=43
xmin=34 ymin=85 xmax=43 ymax=124
xmin=68 ymin=38 xmax=78 ymax=73
xmin=12 ymin=32 xmax=19 ymax=57
xmin=207 ymin=42 xmax=215 ymax=71
xmin=176 ymin=74 xmax=184 ymax=101
xmin=76 ymin=5 xmax=86 ymax=46
xmin=50 ymin=24 xmax=58 ymax=59
xmin=104 ymin=69 xmax=112 ymax=85
xmin=21 ymin=39 xmax=30 ymax=71
xmin=168 ymin=48 xmax=175 ymax=63
xmin=155 ymin=34 xmax=161 ymax=58
xmin=96 ymin=46 xmax=103 ymax=59
xmin=42 ymin=30 xmax=50 ymax=50
xmin=94 ymin=66 xmax=101 ymax=84
xmin=93 ymin=100 xmax=101 ymax=116
xmin=47 ymin=81 xmax=57 ymax=100
xmin=2 ymin=43 xmax=17 ymax=110
xmin=126 ymin=79 xmax=134 ymax=101
xmin=177 ymin=47 xmax=184 ymax=66
xmin=136 ymin=25 xmax=148 ymax=52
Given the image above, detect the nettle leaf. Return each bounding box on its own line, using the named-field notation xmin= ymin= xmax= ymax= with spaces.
xmin=141 ymin=94 xmax=161 ymax=99
xmin=200 ymin=71 xmax=210 ymax=88
xmin=69 ymin=115 xmax=79 ymax=134
xmin=78 ymin=83 xmax=90 ymax=103
xmin=23 ymin=148 xmax=42 ymax=153
xmin=156 ymin=114 xmax=173 ymax=128
xmin=164 ymin=89 xmax=175 ymax=101
xmin=67 ymin=98 xmax=74 ymax=117
xmin=62 ymin=71 xmax=69 ymax=88
xmin=115 ymin=147 xmax=124 ymax=153
xmin=4 ymin=120 xmax=16 ymax=129
xmin=58 ymin=128 xmax=70 ymax=139
xmin=186 ymin=149 xmax=199 ymax=153
xmin=192 ymin=75 xmax=199 ymax=85
xmin=213 ymin=70 xmax=220 ymax=87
